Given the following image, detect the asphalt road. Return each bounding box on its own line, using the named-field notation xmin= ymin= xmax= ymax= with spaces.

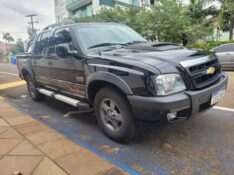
xmin=0 ymin=64 xmax=233 ymax=175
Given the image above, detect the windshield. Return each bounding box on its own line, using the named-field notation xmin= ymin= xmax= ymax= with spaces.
xmin=74 ymin=24 xmax=147 ymax=52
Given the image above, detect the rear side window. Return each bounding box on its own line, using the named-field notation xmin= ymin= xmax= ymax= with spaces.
xmin=26 ymin=39 xmax=34 ymax=53
xmin=214 ymin=44 xmax=234 ymax=53
xmin=34 ymin=31 xmax=51 ymax=55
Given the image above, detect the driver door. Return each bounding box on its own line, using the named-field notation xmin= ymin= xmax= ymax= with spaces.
xmin=47 ymin=27 xmax=86 ymax=98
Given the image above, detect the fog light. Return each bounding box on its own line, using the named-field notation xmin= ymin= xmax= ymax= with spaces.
xmin=167 ymin=112 xmax=177 ymax=121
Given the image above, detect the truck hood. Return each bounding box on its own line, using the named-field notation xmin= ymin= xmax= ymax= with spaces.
xmin=96 ymin=42 xmax=212 ymax=74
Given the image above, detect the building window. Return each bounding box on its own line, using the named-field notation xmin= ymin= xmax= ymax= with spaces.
xmin=99 ymin=0 xmax=114 ymax=7
xmin=141 ymin=0 xmax=154 ymax=5
xmin=73 ymin=4 xmax=93 ymax=17
xmin=150 ymin=0 xmax=155 ymax=5
xmin=131 ymin=0 xmax=139 ymax=6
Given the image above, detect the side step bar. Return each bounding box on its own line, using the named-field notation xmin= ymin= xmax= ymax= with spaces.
xmin=37 ymin=88 xmax=90 ymax=110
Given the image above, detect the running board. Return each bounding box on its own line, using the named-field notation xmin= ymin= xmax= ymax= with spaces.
xmin=37 ymin=88 xmax=89 ymax=110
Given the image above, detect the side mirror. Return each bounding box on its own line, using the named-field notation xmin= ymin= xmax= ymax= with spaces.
xmin=55 ymin=44 xmax=78 ymax=58
xmin=56 ymin=45 xmax=69 ymax=58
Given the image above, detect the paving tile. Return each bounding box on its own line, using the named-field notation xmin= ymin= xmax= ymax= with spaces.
xmin=5 ymin=115 xmax=36 ymax=126
xmin=8 ymin=140 xmax=43 ymax=156
xmin=32 ymin=157 xmax=67 ymax=175
xmin=0 ymin=119 xmax=9 ymax=126
xmin=0 ymin=128 xmax=23 ymax=139
xmin=0 ymin=102 xmax=13 ymax=110
xmin=0 ymin=126 xmax=10 ymax=134
xmin=0 ymin=107 xmax=26 ymax=119
xmin=25 ymin=129 xmax=63 ymax=146
xmin=0 ymin=155 xmax=43 ymax=175
xmin=15 ymin=121 xmax=49 ymax=135
xmin=56 ymin=150 xmax=114 ymax=175
xmin=38 ymin=137 xmax=81 ymax=160
xmin=0 ymin=139 xmax=23 ymax=155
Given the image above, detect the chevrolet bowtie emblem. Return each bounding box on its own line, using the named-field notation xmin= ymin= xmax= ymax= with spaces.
xmin=207 ymin=67 xmax=215 ymax=75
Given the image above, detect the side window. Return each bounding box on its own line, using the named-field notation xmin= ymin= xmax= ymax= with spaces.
xmin=214 ymin=44 xmax=234 ymax=53
xmin=27 ymin=42 xmax=33 ymax=53
xmin=34 ymin=31 xmax=51 ymax=55
xmin=26 ymin=40 xmax=33 ymax=53
xmin=48 ymin=28 xmax=74 ymax=57
xmin=50 ymin=28 xmax=72 ymax=47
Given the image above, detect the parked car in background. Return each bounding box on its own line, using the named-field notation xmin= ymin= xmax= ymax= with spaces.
xmin=211 ymin=43 xmax=234 ymax=71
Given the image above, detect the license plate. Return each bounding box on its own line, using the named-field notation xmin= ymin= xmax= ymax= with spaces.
xmin=211 ymin=88 xmax=226 ymax=105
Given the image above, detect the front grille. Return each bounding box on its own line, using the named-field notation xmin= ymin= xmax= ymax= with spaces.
xmin=194 ymin=69 xmax=219 ymax=84
xmin=189 ymin=59 xmax=218 ymax=74
xmin=187 ymin=59 xmax=222 ymax=89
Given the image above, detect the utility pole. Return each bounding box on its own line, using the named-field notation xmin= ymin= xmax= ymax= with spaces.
xmin=25 ymin=14 xmax=38 ymax=33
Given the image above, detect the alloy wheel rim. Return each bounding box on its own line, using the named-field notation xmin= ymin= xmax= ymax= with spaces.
xmin=100 ymin=98 xmax=123 ymax=132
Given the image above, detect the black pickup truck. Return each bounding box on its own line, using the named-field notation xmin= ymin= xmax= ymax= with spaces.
xmin=17 ymin=22 xmax=228 ymax=142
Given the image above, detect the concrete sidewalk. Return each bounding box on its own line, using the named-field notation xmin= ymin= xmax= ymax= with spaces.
xmin=0 ymin=99 xmax=128 ymax=175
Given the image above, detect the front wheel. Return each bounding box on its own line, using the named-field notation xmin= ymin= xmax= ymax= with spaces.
xmin=94 ymin=87 xmax=135 ymax=142
xmin=26 ymin=75 xmax=45 ymax=101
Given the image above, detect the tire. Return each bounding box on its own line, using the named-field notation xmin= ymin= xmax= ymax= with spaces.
xmin=26 ymin=74 xmax=45 ymax=101
xmin=94 ymin=86 xmax=135 ymax=142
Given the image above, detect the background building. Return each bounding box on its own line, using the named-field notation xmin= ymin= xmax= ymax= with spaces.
xmin=55 ymin=0 xmax=153 ymax=22
xmin=55 ymin=0 xmax=69 ymax=22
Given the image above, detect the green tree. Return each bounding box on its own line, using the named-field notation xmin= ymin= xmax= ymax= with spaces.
xmin=27 ymin=27 xmax=38 ymax=37
xmin=2 ymin=32 xmax=14 ymax=53
xmin=73 ymin=0 xmax=215 ymax=44
xmin=217 ymin=0 xmax=234 ymax=40
xmin=11 ymin=39 xmax=24 ymax=55
xmin=186 ymin=0 xmax=218 ymax=19
xmin=146 ymin=0 xmax=214 ymax=43
xmin=147 ymin=0 xmax=189 ymax=41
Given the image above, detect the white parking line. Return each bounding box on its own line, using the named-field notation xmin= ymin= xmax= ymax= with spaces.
xmin=0 ymin=71 xmax=18 ymax=76
xmin=214 ymin=106 xmax=234 ymax=112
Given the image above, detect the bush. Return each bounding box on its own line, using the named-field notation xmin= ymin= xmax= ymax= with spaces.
xmin=189 ymin=40 xmax=234 ymax=51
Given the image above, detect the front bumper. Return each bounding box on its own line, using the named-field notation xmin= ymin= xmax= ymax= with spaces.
xmin=128 ymin=73 xmax=228 ymax=122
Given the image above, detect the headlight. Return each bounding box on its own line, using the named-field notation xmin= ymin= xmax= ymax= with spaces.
xmin=153 ymin=74 xmax=186 ymax=95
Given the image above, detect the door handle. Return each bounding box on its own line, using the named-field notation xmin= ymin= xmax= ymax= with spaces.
xmin=48 ymin=61 xmax=53 ymax=65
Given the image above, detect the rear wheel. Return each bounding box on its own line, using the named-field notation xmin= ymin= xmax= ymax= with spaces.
xmin=26 ymin=75 xmax=45 ymax=101
xmin=94 ymin=87 xmax=135 ymax=142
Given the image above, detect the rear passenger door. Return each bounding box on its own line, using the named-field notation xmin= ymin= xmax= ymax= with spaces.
xmin=32 ymin=31 xmax=52 ymax=86
xmin=47 ymin=27 xmax=86 ymax=98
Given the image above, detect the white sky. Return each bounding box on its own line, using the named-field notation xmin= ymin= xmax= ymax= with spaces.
xmin=0 ymin=0 xmax=55 ymax=42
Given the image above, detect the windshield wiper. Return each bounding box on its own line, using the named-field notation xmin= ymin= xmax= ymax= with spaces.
xmin=125 ymin=40 xmax=146 ymax=46
xmin=88 ymin=43 xmax=126 ymax=49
